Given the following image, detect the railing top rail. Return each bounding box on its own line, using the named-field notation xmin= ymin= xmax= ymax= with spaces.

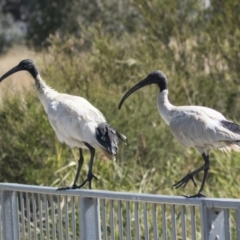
xmin=0 ymin=183 xmax=240 ymax=209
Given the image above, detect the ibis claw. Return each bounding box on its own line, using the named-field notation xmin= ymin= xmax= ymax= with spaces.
xmin=182 ymin=192 xmax=206 ymax=198
xmin=77 ymin=172 xmax=98 ymax=189
xmin=56 ymin=183 xmax=79 ymax=191
xmin=56 ymin=187 xmax=70 ymax=191
xmin=173 ymin=173 xmax=197 ymax=189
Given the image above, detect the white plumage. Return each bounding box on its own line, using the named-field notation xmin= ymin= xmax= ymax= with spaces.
xmin=119 ymin=70 xmax=240 ymax=198
xmin=45 ymin=93 xmax=106 ymax=149
xmin=158 ymin=91 xmax=240 ymax=152
xmin=0 ymin=59 xmax=126 ymax=190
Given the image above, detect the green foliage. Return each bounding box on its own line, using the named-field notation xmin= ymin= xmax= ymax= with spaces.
xmin=26 ymin=0 xmax=77 ymax=48
xmin=0 ymin=92 xmax=61 ymax=184
xmin=1 ymin=0 xmax=240 ymax=201
xmin=25 ymin=0 xmax=141 ymax=48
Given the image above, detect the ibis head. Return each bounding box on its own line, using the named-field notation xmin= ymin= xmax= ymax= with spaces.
xmin=118 ymin=70 xmax=168 ymax=109
xmin=0 ymin=59 xmax=39 ymax=82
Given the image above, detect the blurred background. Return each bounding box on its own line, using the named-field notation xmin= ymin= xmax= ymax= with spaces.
xmin=0 ymin=0 xmax=240 ymax=198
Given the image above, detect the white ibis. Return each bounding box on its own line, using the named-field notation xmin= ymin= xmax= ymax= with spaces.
xmin=0 ymin=59 xmax=126 ymax=190
xmin=119 ymin=70 xmax=240 ymax=198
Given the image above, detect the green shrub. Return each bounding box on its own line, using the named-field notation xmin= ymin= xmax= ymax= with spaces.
xmin=0 ymin=92 xmax=55 ymax=184
xmin=1 ymin=0 xmax=240 ymax=199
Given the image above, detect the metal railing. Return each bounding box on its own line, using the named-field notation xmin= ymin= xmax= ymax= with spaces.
xmin=0 ymin=183 xmax=240 ymax=240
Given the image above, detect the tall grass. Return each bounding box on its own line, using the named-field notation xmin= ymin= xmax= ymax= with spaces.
xmin=0 ymin=1 xmax=240 ymax=200
xmin=1 ymin=2 xmax=240 ymax=239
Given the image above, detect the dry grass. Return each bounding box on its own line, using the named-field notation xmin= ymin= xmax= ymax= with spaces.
xmin=0 ymin=45 xmax=42 ymax=98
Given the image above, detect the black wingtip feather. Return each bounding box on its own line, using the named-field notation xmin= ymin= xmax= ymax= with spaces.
xmin=96 ymin=123 xmax=126 ymax=155
xmin=221 ymin=120 xmax=240 ymax=134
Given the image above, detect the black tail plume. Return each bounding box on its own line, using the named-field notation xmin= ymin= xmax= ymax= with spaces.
xmin=96 ymin=123 xmax=126 ymax=156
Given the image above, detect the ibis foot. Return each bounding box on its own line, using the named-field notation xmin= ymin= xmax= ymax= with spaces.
xmin=77 ymin=172 xmax=98 ymax=189
xmin=182 ymin=192 xmax=206 ymax=198
xmin=173 ymin=173 xmax=197 ymax=189
xmin=56 ymin=183 xmax=79 ymax=191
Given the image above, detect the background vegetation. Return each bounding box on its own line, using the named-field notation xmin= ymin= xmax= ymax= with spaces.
xmin=0 ymin=0 xmax=240 ymax=200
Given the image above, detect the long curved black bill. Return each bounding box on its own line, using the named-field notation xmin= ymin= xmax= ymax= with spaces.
xmin=0 ymin=65 xmax=21 ymax=83
xmin=118 ymin=77 xmax=152 ymax=109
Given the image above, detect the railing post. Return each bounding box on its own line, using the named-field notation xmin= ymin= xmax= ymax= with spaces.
xmin=79 ymin=196 xmax=100 ymax=240
xmin=1 ymin=190 xmax=19 ymax=240
xmin=200 ymin=201 xmax=230 ymax=240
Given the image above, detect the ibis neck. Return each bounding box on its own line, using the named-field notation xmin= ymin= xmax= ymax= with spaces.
xmin=157 ymin=89 xmax=174 ymax=125
xmin=34 ymin=74 xmax=57 ymax=111
xmin=29 ymin=64 xmax=39 ymax=79
xmin=35 ymin=75 xmax=48 ymax=93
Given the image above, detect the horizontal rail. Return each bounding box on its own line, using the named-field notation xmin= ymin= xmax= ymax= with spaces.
xmin=0 ymin=183 xmax=240 ymax=209
xmin=1 ymin=183 xmax=240 ymax=240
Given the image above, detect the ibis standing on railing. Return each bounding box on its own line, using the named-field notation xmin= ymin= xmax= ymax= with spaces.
xmin=119 ymin=70 xmax=240 ymax=198
xmin=0 ymin=59 xmax=126 ymax=190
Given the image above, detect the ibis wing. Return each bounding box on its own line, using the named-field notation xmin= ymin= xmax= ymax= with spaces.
xmin=169 ymin=109 xmax=240 ymax=150
xmin=58 ymin=94 xmax=106 ymax=123
xmin=176 ymin=105 xmax=226 ymax=121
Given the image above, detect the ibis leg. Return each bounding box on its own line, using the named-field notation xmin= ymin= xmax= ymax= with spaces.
xmin=187 ymin=153 xmax=209 ymax=198
xmin=77 ymin=143 xmax=98 ymax=189
xmin=72 ymin=148 xmax=84 ymax=188
xmin=173 ymin=153 xmax=210 ymax=197
xmin=57 ymin=148 xmax=84 ymax=191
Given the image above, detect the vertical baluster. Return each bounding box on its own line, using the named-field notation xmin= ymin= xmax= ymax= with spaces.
xmin=162 ymin=204 xmax=167 ymax=240
xmin=16 ymin=194 xmax=19 ymax=237
xmin=78 ymin=197 xmax=81 ymax=240
xmin=223 ymin=209 xmax=230 ymax=239
xmin=32 ymin=193 xmax=37 ymax=240
xmin=57 ymin=196 xmax=63 ymax=240
xmin=16 ymin=194 xmax=20 ymax=239
xmin=44 ymin=195 xmax=49 ymax=240
xmin=101 ymin=199 xmax=107 ymax=240
xmin=50 ymin=195 xmax=56 ymax=240
xmin=134 ymin=202 xmax=140 ymax=240
xmin=118 ymin=201 xmax=123 ymax=240
xmin=143 ymin=203 xmax=149 ymax=240
xmin=110 ymin=200 xmax=115 ymax=240
xmin=26 ymin=193 xmax=32 ymax=240
xmin=190 ymin=206 xmax=196 ymax=240
xmin=64 ymin=196 xmax=69 ymax=240
xmin=181 ymin=205 xmax=186 ymax=240
xmin=152 ymin=204 xmax=158 ymax=240
xmin=20 ymin=192 xmax=26 ymax=240
xmin=37 ymin=194 xmax=43 ymax=240
xmin=126 ymin=201 xmax=131 ymax=240
xmin=171 ymin=205 xmax=176 ymax=240
xmin=71 ymin=196 xmax=76 ymax=240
